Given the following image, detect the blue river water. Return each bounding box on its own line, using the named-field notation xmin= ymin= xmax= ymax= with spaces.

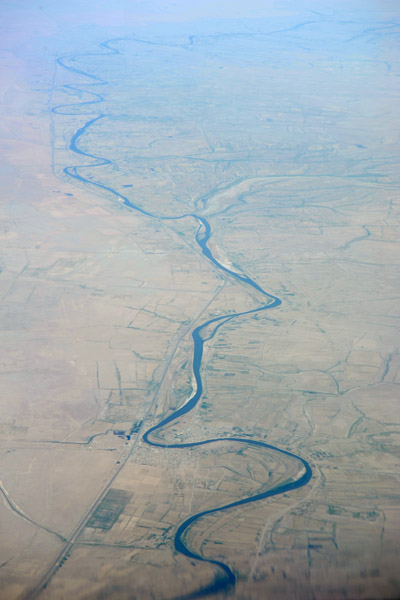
xmin=54 ymin=37 xmax=312 ymax=599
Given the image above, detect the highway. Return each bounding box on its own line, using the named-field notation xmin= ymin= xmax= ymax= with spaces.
xmin=31 ymin=37 xmax=313 ymax=599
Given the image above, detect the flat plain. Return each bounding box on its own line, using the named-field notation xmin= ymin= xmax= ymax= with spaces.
xmin=0 ymin=2 xmax=399 ymax=599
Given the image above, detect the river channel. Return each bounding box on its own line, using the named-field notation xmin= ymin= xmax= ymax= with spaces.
xmin=54 ymin=37 xmax=312 ymax=598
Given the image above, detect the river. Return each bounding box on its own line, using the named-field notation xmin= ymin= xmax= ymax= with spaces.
xmin=54 ymin=37 xmax=312 ymax=598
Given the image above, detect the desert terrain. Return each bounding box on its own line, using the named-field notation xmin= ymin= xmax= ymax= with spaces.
xmin=0 ymin=2 xmax=399 ymax=599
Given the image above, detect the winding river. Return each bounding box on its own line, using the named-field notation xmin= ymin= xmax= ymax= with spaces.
xmin=54 ymin=37 xmax=312 ymax=598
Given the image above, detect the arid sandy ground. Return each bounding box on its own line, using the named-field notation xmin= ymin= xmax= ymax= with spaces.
xmin=0 ymin=2 xmax=399 ymax=599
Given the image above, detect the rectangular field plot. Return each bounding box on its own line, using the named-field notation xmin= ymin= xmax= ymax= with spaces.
xmin=86 ymin=488 xmax=132 ymax=530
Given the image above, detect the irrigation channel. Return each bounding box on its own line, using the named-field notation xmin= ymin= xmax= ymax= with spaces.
xmin=53 ymin=38 xmax=312 ymax=598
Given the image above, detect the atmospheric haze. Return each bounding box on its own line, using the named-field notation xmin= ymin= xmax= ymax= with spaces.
xmin=0 ymin=1 xmax=399 ymax=599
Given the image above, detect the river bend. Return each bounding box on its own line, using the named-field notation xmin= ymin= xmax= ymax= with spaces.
xmin=53 ymin=37 xmax=312 ymax=598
